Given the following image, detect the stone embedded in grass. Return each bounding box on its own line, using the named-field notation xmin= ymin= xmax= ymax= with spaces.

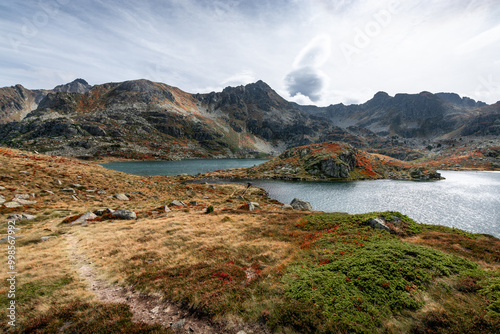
xmin=283 ymin=204 xmax=293 ymax=210
xmin=14 ymin=193 xmax=30 ymax=200
xmin=94 ymin=208 xmax=115 ymax=216
xmin=62 ymin=188 xmax=76 ymax=193
xmin=0 ymin=235 xmax=24 ymax=243
xmin=4 ymin=201 xmax=22 ymax=208
xmin=114 ymin=193 xmax=130 ymax=201
xmin=7 ymin=213 xmax=36 ymax=221
xmin=69 ymin=212 xmax=98 ymax=226
xmin=111 ymin=209 xmax=137 ymax=220
xmin=366 ymin=218 xmax=391 ymax=232
xmin=172 ymin=318 xmax=186 ymax=330
xmin=169 ymin=200 xmax=185 ymax=207
xmin=290 ymin=198 xmax=313 ymax=211
xmin=13 ymin=198 xmax=37 ymax=205
xmin=41 ymin=236 xmax=51 ymax=241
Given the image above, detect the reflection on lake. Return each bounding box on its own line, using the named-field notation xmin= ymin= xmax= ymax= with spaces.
xmin=101 ymin=160 xmax=500 ymax=238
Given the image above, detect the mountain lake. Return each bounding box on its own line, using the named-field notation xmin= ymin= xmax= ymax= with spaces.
xmin=101 ymin=159 xmax=500 ymax=238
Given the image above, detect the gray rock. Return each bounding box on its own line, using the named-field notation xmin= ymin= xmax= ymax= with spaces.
xmin=189 ymin=201 xmax=198 ymax=206
xmin=72 ymin=195 xmax=79 ymax=201
xmin=7 ymin=213 xmax=36 ymax=221
xmin=44 ymin=190 xmax=54 ymax=195
xmin=41 ymin=236 xmax=51 ymax=241
xmin=0 ymin=196 xmax=5 ymax=204
xmin=13 ymin=198 xmax=37 ymax=205
xmin=250 ymin=202 xmax=260 ymax=207
xmin=172 ymin=318 xmax=186 ymax=330
xmin=236 ymin=331 xmax=247 ymax=334
xmin=71 ymin=184 xmax=82 ymax=188
xmin=4 ymin=201 xmax=22 ymax=208
xmin=94 ymin=208 xmax=115 ymax=216
xmin=282 ymin=204 xmax=293 ymax=210
xmin=0 ymin=185 xmax=6 ymax=190
xmin=290 ymin=198 xmax=313 ymax=211
xmin=114 ymin=193 xmax=130 ymax=201
xmin=366 ymin=218 xmax=391 ymax=232
xmin=97 ymin=190 xmax=106 ymax=194
xmin=62 ymin=188 xmax=76 ymax=193
xmin=130 ymin=191 xmax=143 ymax=195
xmin=159 ymin=205 xmax=171 ymax=213
xmin=169 ymin=200 xmax=185 ymax=207
xmin=0 ymin=235 xmax=24 ymax=243
xmin=111 ymin=209 xmax=137 ymax=220
xmin=247 ymin=202 xmax=256 ymax=211
xmin=70 ymin=212 xmax=98 ymax=226
xmin=14 ymin=194 xmax=30 ymax=200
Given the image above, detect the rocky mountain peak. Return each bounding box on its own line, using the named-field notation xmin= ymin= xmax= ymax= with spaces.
xmin=436 ymin=92 xmax=487 ymax=108
xmin=53 ymin=79 xmax=92 ymax=94
xmin=108 ymin=79 xmax=175 ymax=104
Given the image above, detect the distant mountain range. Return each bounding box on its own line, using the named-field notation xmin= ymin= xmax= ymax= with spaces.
xmin=0 ymin=79 xmax=498 ymax=161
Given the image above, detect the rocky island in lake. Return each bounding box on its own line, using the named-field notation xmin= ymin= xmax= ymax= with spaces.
xmin=199 ymin=141 xmax=442 ymax=181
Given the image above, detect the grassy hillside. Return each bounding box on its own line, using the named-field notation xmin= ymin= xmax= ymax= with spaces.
xmin=0 ymin=147 xmax=498 ymax=333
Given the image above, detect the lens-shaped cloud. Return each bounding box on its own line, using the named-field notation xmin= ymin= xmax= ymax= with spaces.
xmin=285 ymin=67 xmax=325 ymax=102
xmin=292 ymin=34 xmax=331 ymax=69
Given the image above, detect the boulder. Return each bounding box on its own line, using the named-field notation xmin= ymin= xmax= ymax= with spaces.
xmin=13 ymin=198 xmax=37 ymax=205
xmin=366 ymin=218 xmax=391 ymax=232
xmin=169 ymin=200 xmax=185 ymax=207
xmin=0 ymin=235 xmax=24 ymax=243
xmin=14 ymin=194 xmax=30 ymax=200
xmin=4 ymin=201 xmax=23 ymax=208
xmin=7 ymin=213 xmax=36 ymax=221
xmin=114 ymin=193 xmax=130 ymax=201
xmin=111 ymin=209 xmax=137 ymax=220
xmin=172 ymin=319 xmax=186 ymax=331
xmin=290 ymin=198 xmax=313 ymax=211
xmin=70 ymin=212 xmax=98 ymax=226
xmin=94 ymin=208 xmax=115 ymax=216
xmin=282 ymin=204 xmax=293 ymax=210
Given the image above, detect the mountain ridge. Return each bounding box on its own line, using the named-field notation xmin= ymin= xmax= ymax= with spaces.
xmin=0 ymin=78 xmax=498 ymax=169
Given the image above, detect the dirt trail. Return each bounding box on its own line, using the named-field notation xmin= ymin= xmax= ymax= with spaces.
xmin=64 ymin=232 xmax=225 ymax=333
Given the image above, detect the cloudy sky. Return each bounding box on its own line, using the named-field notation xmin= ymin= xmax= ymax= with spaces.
xmin=1 ymin=0 xmax=499 ymax=105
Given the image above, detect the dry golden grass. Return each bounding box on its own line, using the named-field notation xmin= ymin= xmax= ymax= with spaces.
xmin=1 ymin=147 xmax=498 ymax=333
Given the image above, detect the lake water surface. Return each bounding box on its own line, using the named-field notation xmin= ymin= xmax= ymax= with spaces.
xmin=101 ymin=159 xmax=500 ymax=238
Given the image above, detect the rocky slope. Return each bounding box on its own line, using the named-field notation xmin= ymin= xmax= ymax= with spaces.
xmin=0 ymin=79 xmax=92 ymax=124
xmin=0 ymin=79 xmax=358 ymax=160
xmin=0 ymin=85 xmax=48 ymax=123
xmin=200 ymin=141 xmax=442 ymax=181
